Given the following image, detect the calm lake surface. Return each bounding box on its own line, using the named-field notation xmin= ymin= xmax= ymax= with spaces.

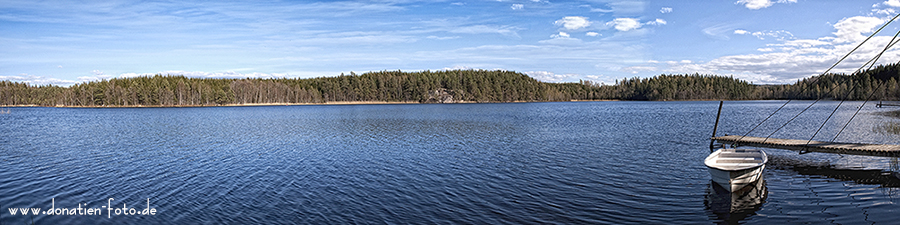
xmin=1 ymin=101 xmax=899 ymax=224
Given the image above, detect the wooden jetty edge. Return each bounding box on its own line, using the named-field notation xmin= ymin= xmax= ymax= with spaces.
xmin=877 ymin=101 xmax=900 ymax=107
xmin=712 ymin=135 xmax=900 ymax=157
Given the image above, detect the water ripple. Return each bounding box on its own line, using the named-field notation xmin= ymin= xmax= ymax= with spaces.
xmin=1 ymin=102 xmax=898 ymax=224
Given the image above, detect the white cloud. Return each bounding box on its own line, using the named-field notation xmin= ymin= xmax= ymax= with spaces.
xmin=666 ymin=32 xmax=900 ymax=83
xmin=775 ymin=39 xmax=830 ymax=48
xmin=646 ymin=18 xmax=667 ymax=25
xmin=736 ymin=0 xmax=796 ymax=10
xmin=660 ymin=7 xmax=673 ymax=13
xmin=110 ymin=71 xmax=289 ymax=81
xmin=671 ymin=15 xmax=898 ymax=82
xmin=77 ymin=74 xmax=112 ymax=83
xmin=621 ymin=66 xmax=657 ymax=74
xmin=831 ymin=16 xmax=884 ymax=43
xmin=883 ymin=0 xmax=900 ymax=7
xmin=525 ymin=71 xmax=577 ymax=82
xmin=736 ymin=0 xmax=773 ymax=10
xmin=511 ymin=4 xmax=523 ymax=10
xmin=873 ymin=8 xmax=897 ymax=15
xmin=0 ymin=74 xmax=78 ymax=86
xmin=441 ymin=65 xmax=473 ymax=71
xmin=541 ymin=32 xmax=582 ymax=45
xmin=551 ymin=31 xmax=570 ymax=38
xmin=170 ymin=71 xmax=286 ymax=79
xmin=607 ymin=18 xmax=642 ymax=31
xmin=586 ymin=32 xmax=600 ymax=37
xmin=554 ymin=16 xmax=591 ymax=30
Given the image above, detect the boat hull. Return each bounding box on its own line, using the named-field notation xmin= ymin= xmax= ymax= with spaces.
xmin=707 ymin=164 xmax=765 ymax=192
xmin=705 ymin=149 xmax=767 ymax=192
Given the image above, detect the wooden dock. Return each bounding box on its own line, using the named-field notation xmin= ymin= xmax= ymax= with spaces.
xmin=877 ymin=101 xmax=900 ymax=107
xmin=712 ymin=135 xmax=900 ymax=157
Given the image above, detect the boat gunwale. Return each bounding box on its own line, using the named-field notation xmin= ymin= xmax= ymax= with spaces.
xmin=705 ymin=148 xmax=768 ymax=171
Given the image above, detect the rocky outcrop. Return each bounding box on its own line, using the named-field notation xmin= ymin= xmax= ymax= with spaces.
xmin=424 ymin=88 xmax=456 ymax=103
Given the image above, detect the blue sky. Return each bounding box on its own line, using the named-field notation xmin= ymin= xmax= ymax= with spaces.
xmin=3 ymin=0 xmax=900 ymax=86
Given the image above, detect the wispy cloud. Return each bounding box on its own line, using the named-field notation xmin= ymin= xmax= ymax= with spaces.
xmin=734 ymin=29 xmax=794 ymax=40
xmin=702 ymin=23 xmax=741 ymax=40
xmin=580 ymin=5 xmax=613 ymax=13
xmin=449 ymin=25 xmax=522 ymax=37
xmin=426 ymin=35 xmax=460 ymax=40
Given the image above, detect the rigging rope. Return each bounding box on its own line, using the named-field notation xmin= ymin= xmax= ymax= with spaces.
xmin=733 ymin=99 xmax=791 ymax=145
xmin=831 ymin=30 xmax=900 ymax=142
xmin=803 ymin=13 xmax=900 ymax=147
xmin=737 ymin=12 xmax=900 ymax=146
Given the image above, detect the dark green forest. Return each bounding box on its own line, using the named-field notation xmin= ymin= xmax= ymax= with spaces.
xmin=1 ymin=63 xmax=899 ymax=106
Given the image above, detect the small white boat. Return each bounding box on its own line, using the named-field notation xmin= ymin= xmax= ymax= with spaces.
xmin=705 ymin=148 xmax=767 ymax=192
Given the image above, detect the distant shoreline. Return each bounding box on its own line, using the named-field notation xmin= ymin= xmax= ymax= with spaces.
xmin=2 ymin=99 xmax=889 ymax=108
xmin=1 ymin=101 xmax=423 ymax=108
xmin=0 ymin=100 xmax=627 ymax=108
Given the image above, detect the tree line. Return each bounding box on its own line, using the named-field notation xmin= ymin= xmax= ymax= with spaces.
xmin=0 ymin=65 xmax=898 ymax=106
xmin=582 ymin=63 xmax=900 ymax=101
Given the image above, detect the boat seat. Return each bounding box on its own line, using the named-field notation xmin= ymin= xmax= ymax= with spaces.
xmin=718 ymin=153 xmax=761 ymax=158
xmin=716 ymin=159 xmax=763 ymax=164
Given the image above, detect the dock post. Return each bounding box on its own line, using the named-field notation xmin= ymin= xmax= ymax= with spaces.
xmin=710 ymin=101 xmax=724 ymax=152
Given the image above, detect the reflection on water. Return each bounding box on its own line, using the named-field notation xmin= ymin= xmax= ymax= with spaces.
xmin=705 ymin=179 xmax=767 ymax=224
xmin=792 ymin=165 xmax=900 ymax=187
xmin=755 ymin=152 xmax=900 ymax=224
xmin=2 ymin=101 xmax=900 ymax=224
xmin=768 ymin=154 xmax=900 ymax=187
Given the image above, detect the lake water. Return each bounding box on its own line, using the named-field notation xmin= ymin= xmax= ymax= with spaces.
xmin=1 ymin=101 xmax=899 ymax=224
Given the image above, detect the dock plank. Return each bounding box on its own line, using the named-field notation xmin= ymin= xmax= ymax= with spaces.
xmin=711 ymin=135 xmax=900 ymax=157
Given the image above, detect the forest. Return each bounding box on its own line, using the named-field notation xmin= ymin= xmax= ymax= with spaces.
xmin=0 ymin=63 xmax=898 ymax=106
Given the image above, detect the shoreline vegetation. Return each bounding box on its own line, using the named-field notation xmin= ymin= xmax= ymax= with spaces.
xmin=876 ymin=110 xmax=900 ymax=135
xmin=1 ymin=63 xmax=898 ymax=107
xmin=0 ymin=101 xmax=424 ymax=108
